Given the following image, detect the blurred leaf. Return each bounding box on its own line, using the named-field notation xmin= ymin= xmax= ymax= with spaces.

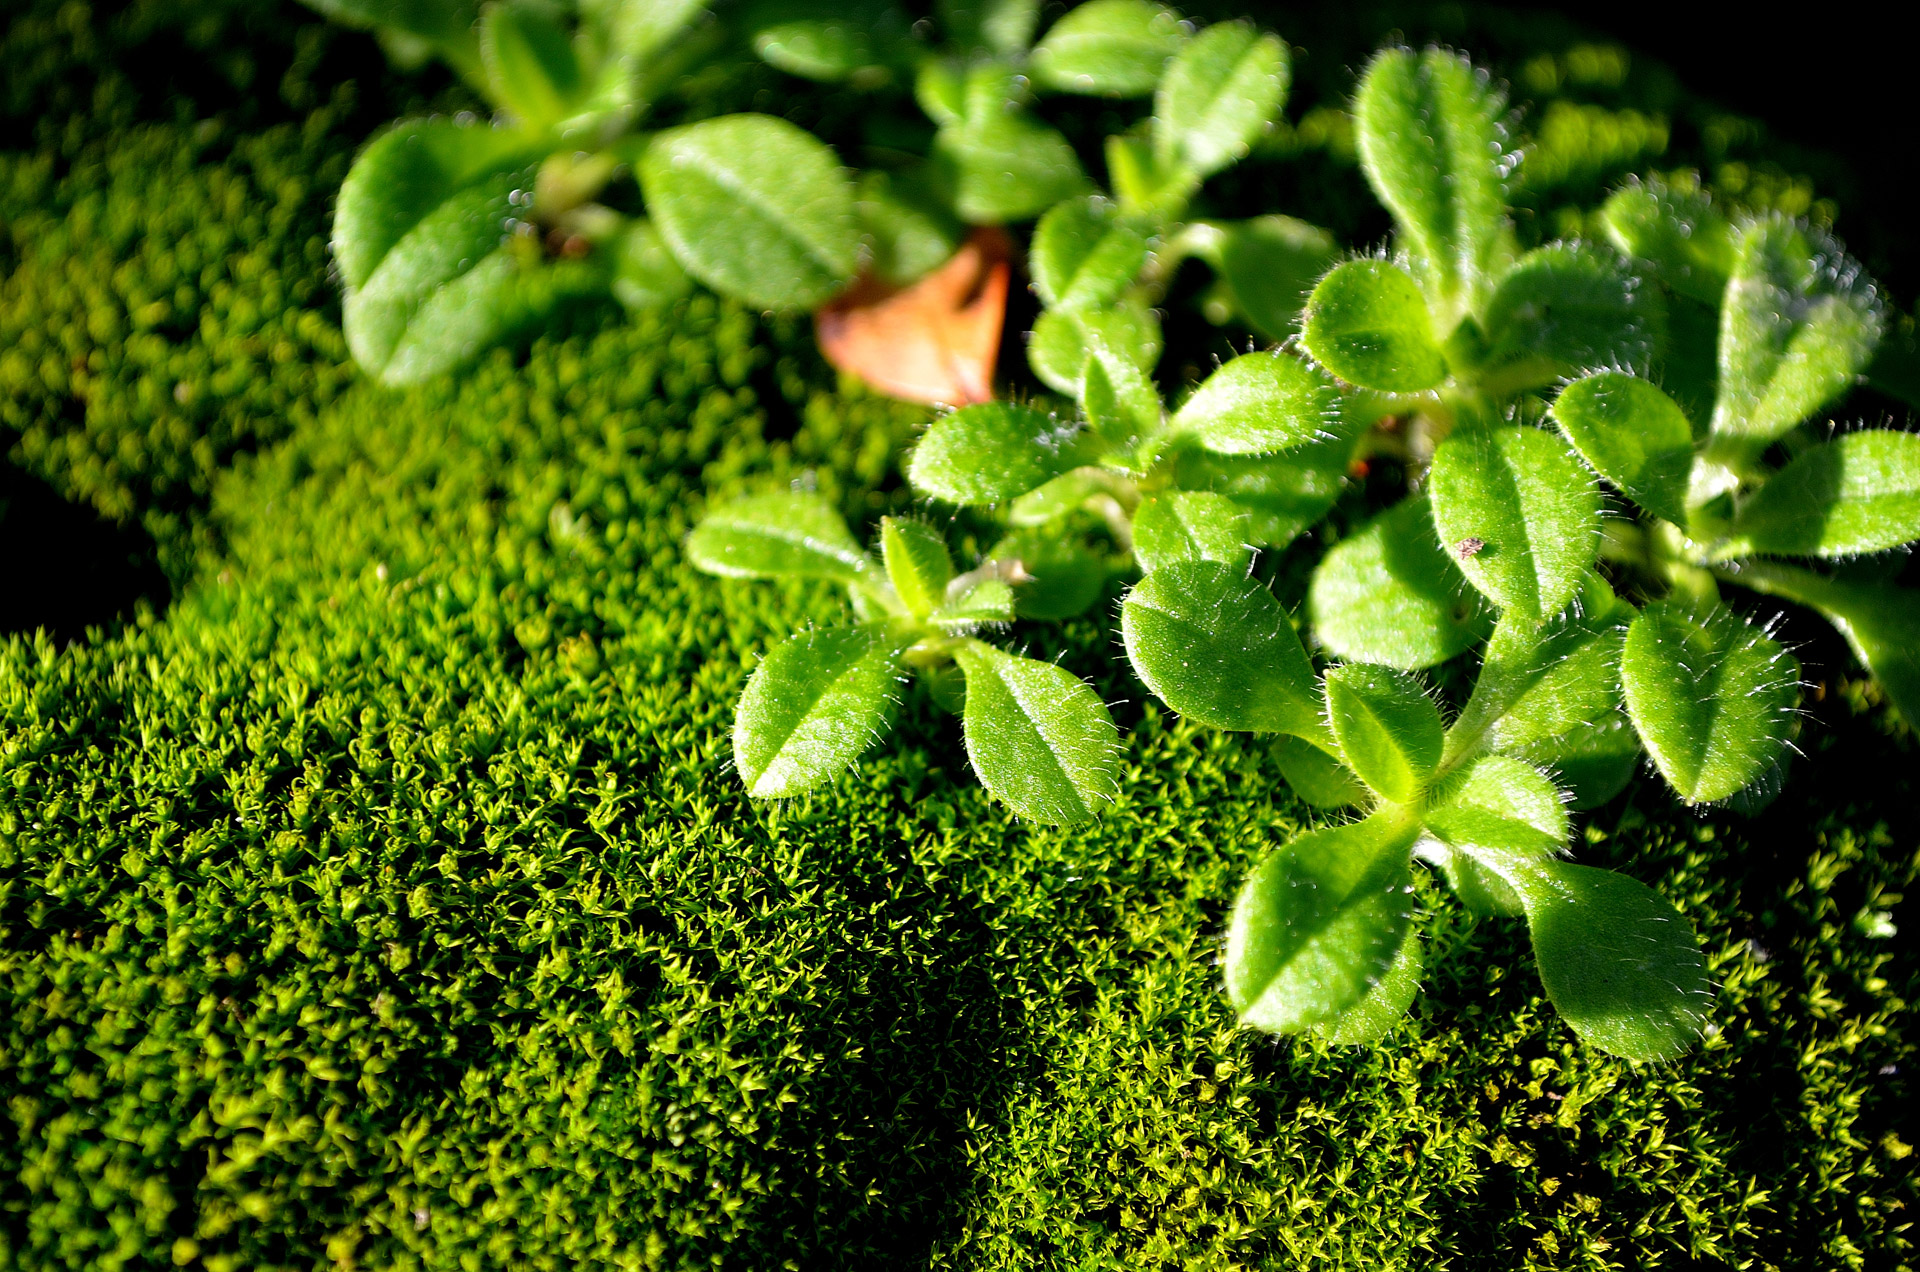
xmin=932 ymin=578 xmax=1016 ymax=628
xmin=1478 ymin=244 xmax=1665 ymax=392
xmin=934 ymin=67 xmax=1089 ymax=223
xmin=1204 ymin=214 xmax=1337 ymax=341
xmin=610 ymin=218 xmax=693 ymax=311
xmin=986 ymin=528 xmax=1110 ymax=619
xmin=744 ymin=0 xmax=912 ymax=82
xmin=855 ymin=168 xmax=964 ymax=287
xmin=1030 ymin=0 xmax=1185 ymax=97
xmin=1029 ymin=301 xmax=1161 ymax=396
xmin=1553 ymin=371 xmax=1694 ymax=525
xmin=1309 ymin=494 xmax=1493 ymax=669
xmin=938 ymin=0 xmax=1040 ymax=53
xmin=1272 ymin=735 xmax=1368 ymax=809
xmin=880 ymin=518 xmax=953 ymax=618
xmin=955 ymin=642 xmax=1120 ymax=824
xmin=480 ymin=3 xmax=584 ymax=127
xmin=1600 ymin=177 xmax=1735 ymax=306
xmin=734 ymin=624 xmax=905 ymax=797
xmin=1151 ymin=21 xmax=1287 ymax=177
xmin=1030 ymin=196 xmax=1150 ymax=311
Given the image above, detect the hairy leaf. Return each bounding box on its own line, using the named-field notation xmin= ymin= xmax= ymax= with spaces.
xmin=1081 ymin=351 xmax=1162 ymax=448
xmin=687 ymin=491 xmax=870 ymax=580
xmin=1225 ymin=813 xmax=1419 ymax=1034
xmin=1171 ymin=427 xmax=1356 ymax=546
xmin=1722 ymin=562 xmax=1920 ymax=728
xmin=955 ymin=643 xmax=1120 ymax=824
xmin=1029 ymin=301 xmax=1161 ymax=396
xmin=1324 ymin=663 xmax=1444 ymax=804
xmin=1553 ymin=371 xmax=1695 ymax=525
xmin=1313 ymin=926 xmax=1422 ymax=1045
xmin=1151 ymin=21 xmax=1287 ymax=177
xmin=1301 ymin=259 xmax=1449 ymax=393
xmin=641 ymin=114 xmax=860 ymax=309
xmin=1206 ymin=214 xmax=1338 ymax=341
xmin=933 ymin=578 xmax=1016 ymax=628
xmin=1732 ymin=430 xmax=1920 ymax=557
xmin=734 ymin=624 xmax=904 ymax=797
xmin=1621 ymin=600 xmax=1799 ymax=804
xmin=1600 ymin=177 xmax=1735 ymax=306
xmin=909 ymin=402 xmax=1088 ymax=506
xmin=1122 ymin=560 xmax=1321 ymax=736
xmin=1309 ymin=495 xmax=1493 ymax=669
xmin=1030 ymin=0 xmax=1184 ymax=96
xmin=1132 ymin=492 xmax=1253 ymax=573
xmin=1031 ymin=196 xmax=1150 ymax=311
xmin=1170 ymin=351 xmax=1338 ymax=455
xmin=1429 ymin=425 xmax=1602 ymax=622
xmin=1421 ymin=753 xmax=1566 ymax=915
xmin=879 ymin=518 xmax=953 ymax=618
xmin=1479 ymin=244 xmax=1665 ymax=390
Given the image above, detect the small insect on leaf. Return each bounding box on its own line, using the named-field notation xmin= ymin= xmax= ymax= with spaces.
xmin=1453 ymin=536 xmax=1485 ymax=560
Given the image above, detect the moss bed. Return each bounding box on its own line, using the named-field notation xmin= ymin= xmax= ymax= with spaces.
xmin=2 ymin=2 xmax=1915 ymax=1269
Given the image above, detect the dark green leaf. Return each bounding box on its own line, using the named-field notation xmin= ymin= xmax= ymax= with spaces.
xmin=1170 ymin=429 xmax=1356 ymax=546
xmin=687 ymin=491 xmax=871 ymax=580
xmin=1031 ymin=196 xmax=1150 ymax=311
xmin=1429 ymin=425 xmax=1602 ymax=622
xmin=1478 ymin=245 xmax=1665 ymax=392
xmin=1203 ymin=215 xmax=1338 ymax=341
xmin=480 ymin=3 xmax=583 ymax=126
xmin=610 ymin=218 xmax=693 ymax=311
xmin=1151 ymin=21 xmax=1287 ymax=177
xmin=1553 ymin=371 xmax=1695 ymax=526
xmin=1721 ymin=562 xmax=1920 ymax=728
xmin=640 ymin=114 xmax=860 ymax=310
xmin=856 ymin=167 xmax=964 ymax=286
xmin=1324 ymin=662 xmax=1444 ymax=804
xmin=1600 ymin=177 xmax=1735 ymax=306
xmin=1272 ymin=736 xmax=1368 ymax=809
xmin=986 ymin=528 xmax=1110 ymax=619
xmin=1225 ymin=813 xmax=1419 ymax=1034
xmin=1301 ymin=259 xmax=1449 ymax=393
xmin=908 ymin=402 xmax=1089 ymax=506
xmin=955 ymin=642 xmax=1120 ymax=824
xmin=1353 ymin=47 xmax=1509 ymax=316
xmin=934 ymin=68 xmax=1090 ymax=223
xmin=1170 ymin=351 xmax=1339 ymax=455
xmin=1420 ymin=753 xmax=1566 ymax=916
xmin=1621 ymin=599 xmax=1799 ymax=804
xmin=1309 ymin=495 xmax=1493 ymax=670
xmin=1122 ymin=559 xmax=1321 ymax=736
xmin=1131 ymin=492 xmax=1253 ymax=573
xmin=938 ymin=0 xmax=1041 ymax=53
xmin=1313 ymin=926 xmax=1422 ymax=1045
xmin=1029 ymin=302 xmax=1161 ymax=396
xmin=1732 ymin=430 xmax=1920 ymax=557
xmin=880 ymin=518 xmax=954 ymax=618
xmin=1030 ymin=0 xmax=1185 ymax=97
xmin=734 ymin=624 xmax=904 ymax=797
xmin=746 ymin=0 xmax=911 ymax=82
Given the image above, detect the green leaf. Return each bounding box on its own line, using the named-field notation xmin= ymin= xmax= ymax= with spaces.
xmin=879 ymin=518 xmax=954 ymax=618
xmin=745 ymin=0 xmax=910 ymax=82
xmin=1030 ymin=0 xmax=1185 ymax=97
xmin=938 ymin=0 xmax=1040 ymax=53
xmin=1104 ymin=132 xmax=1201 ymax=216
xmin=1463 ymin=846 xmax=1710 ymax=1061
xmin=1731 ymin=430 xmax=1920 ymax=557
xmin=480 ymin=3 xmax=584 ymax=127
xmin=954 ymin=642 xmax=1120 ymax=824
xmin=856 ymin=167 xmax=964 ymax=286
xmin=1324 ymin=663 xmax=1444 ymax=804
xmin=1620 ymin=599 xmax=1799 ymax=804
xmin=1600 ymin=177 xmax=1735 ymax=307
xmin=1301 ymin=259 xmax=1449 ymax=393
xmin=986 ymin=528 xmax=1110 ymax=619
xmin=1225 ymin=813 xmax=1419 ymax=1034
xmin=932 ymin=578 xmax=1016 ymax=628
xmin=1719 ymin=561 xmax=1920 ymax=728
xmin=1713 ymin=216 xmax=1885 ymax=445
xmin=934 ymin=68 xmax=1090 ymax=223
xmin=1203 ymin=215 xmax=1338 ymax=341
xmin=1170 ymin=351 xmax=1338 ymax=455
xmin=301 ymin=0 xmax=481 ymax=79
xmin=1865 ymin=319 xmax=1920 ymax=413
xmin=1151 ymin=21 xmax=1287 ymax=177
xmin=1121 ymin=559 xmax=1321 ymax=736
xmin=1170 ymin=429 xmax=1356 ymax=546
xmin=909 ymin=402 xmax=1088 ymax=506
xmin=1353 ymin=47 xmax=1509 ymax=316
xmin=734 ymin=624 xmax=904 ymax=797
xmin=1081 ymin=344 xmax=1163 ymax=448
xmin=1553 ymin=371 xmax=1695 ymax=525
xmin=1478 ymin=245 xmax=1665 ymax=391
xmin=1313 ymin=926 xmax=1422 ymax=1045
xmin=1029 ymin=302 xmax=1161 ymax=397
xmin=640 ymin=114 xmax=860 ymax=310
xmin=577 ymin=0 xmax=705 ymax=68
xmin=610 ymin=218 xmax=693 ymax=312
xmin=1429 ymin=425 xmax=1602 ymax=622
xmin=1420 ymin=753 xmax=1567 ymax=916
xmin=1030 ymin=196 xmax=1150 ymax=311
xmin=1132 ymin=492 xmax=1253 ymax=573
xmin=1309 ymin=495 xmax=1493 ymax=670
xmin=687 ymin=491 xmax=870 ymax=580
xmin=1272 ymin=735 xmax=1368 ymax=809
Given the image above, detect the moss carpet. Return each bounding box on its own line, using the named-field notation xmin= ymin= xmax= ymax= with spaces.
xmin=2 ymin=3 xmax=1915 ymax=1269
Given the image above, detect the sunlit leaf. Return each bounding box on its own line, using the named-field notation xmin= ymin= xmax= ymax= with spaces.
xmin=1301 ymin=259 xmax=1449 ymax=393
xmin=1029 ymin=301 xmax=1161 ymax=396
xmin=1324 ymin=662 xmax=1444 ymax=804
xmin=909 ymin=400 xmax=1087 ymax=505
xmin=1030 ymin=0 xmax=1185 ymax=96
xmin=1731 ymin=430 xmax=1920 ymax=557
xmin=687 ymin=491 xmax=870 ymax=580
xmin=1170 ymin=351 xmax=1338 ymax=455
xmin=879 ymin=518 xmax=953 ymax=618
xmin=1552 ymin=371 xmax=1695 ymax=526
xmin=1600 ymin=177 xmax=1736 ymax=306
xmin=955 ymin=642 xmax=1120 ymax=824
xmin=1031 ymin=195 xmax=1150 ymax=311
xmin=1204 ymin=214 xmax=1338 ymax=341
xmin=1478 ymin=244 xmax=1665 ymax=391
xmin=1152 ymin=21 xmax=1287 ymax=177
xmin=1308 ymin=495 xmax=1493 ymax=670
xmin=734 ymin=624 xmax=905 ymax=797
xmin=1132 ymin=491 xmax=1253 ymax=573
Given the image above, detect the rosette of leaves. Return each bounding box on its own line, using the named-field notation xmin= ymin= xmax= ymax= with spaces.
xmin=686 ymin=490 xmax=1121 ymax=824
xmin=319 ymin=0 xmax=869 ymax=382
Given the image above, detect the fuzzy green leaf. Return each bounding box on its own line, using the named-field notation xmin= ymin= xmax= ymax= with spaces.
xmin=1309 ymin=495 xmax=1493 ymax=670
xmin=985 ymin=528 xmax=1110 ymax=620
xmin=1713 ymin=217 xmax=1884 ymax=445
xmin=1081 ymin=351 xmax=1162 ymax=448
xmin=1621 ymin=600 xmax=1799 ymax=804
xmin=908 ymin=402 xmax=1088 ymax=506
xmin=1600 ymin=178 xmax=1735 ymax=306
xmin=1225 ymin=813 xmax=1419 ymax=1034
xmin=1132 ymin=492 xmax=1253 ymax=573
xmin=1732 ymin=430 xmax=1920 ymax=557
xmin=1151 ymin=21 xmax=1287 ymax=177
xmin=1121 ymin=560 xmax=1321 ymax=736
xmin=1478 ymin=245 xmax=1665 ymax=391
xmin=1353 ymin=47 xmax=1509 ymax=315
xmin=734 ymin=624 xmax=904 ymax=797
xmin=1313 ymin=926 xmax=1422 ymax=1045
xmin=687 ymin=491 xmax=870 ymax=580
xmin=1170 ymin=429 xmax=1355 ymax=546
xmin=1030 ymin=0 xmax=1184 ymax=96
xmin=1170 ymin=351 xmax=1338 ymax=455
xmin=1421 ymin=753 xmax=1566 ymax=915
xmin=880 ymin=518 xmax=953 ymax=618
xmin=610 ymin=218 xmax=694 ymax=311
xmin=1324 ymin=663 xmax=1444 ymax=804
xmin=1301 ymin=259 xmax=1449 ymax=393
xmin=1721 ymin=563 xmax=1920 ymax=729
xmin=1553 ymin=372 xmax=1695 ymax=526
xmin=640 ymin=114 xmax=859 ymax=310
xmin=1429 ymin=425 xmax=1602 ymax=622
xmin=1205 ymin=215 xmax=1338 ymax=341
xmin=1031 ymin=196 xmax=1150 ymax=311
xmin=932 ymin=578 xmax=1016 ymax=628
xmin=1029 ymin=302 xmax=1161 ymax=396
xmin=480 ymin=3 xmax=583 ymax=126
xmin=1272 ymin=736 xmax=1368 ymax=809
xmin=955 ymin=643 xmax=1120 ymax=824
